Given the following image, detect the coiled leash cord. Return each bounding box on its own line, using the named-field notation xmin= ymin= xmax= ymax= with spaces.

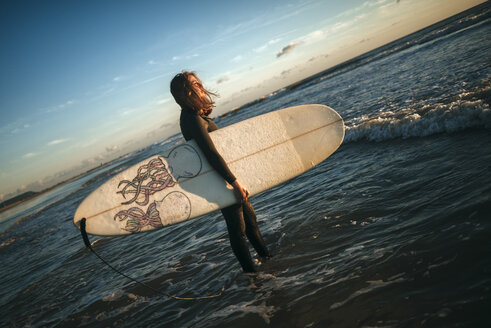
xmin=80 ymin=218 xmax=223 ymax=301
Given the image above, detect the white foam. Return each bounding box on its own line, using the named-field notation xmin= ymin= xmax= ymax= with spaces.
xmin=330 ymin=275 xmax=406 ymax=310
xmin=344 ymin=87 xmax=490 ymax=143
xmin=209 ymin=300 xmax=276 ymax=324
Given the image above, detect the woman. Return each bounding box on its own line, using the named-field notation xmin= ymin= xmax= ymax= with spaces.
xmin=170 ymin=71 xmax=270 ymax=273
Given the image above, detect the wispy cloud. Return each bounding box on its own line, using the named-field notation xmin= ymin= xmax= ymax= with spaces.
xmin=90 ymin=71 xmax=171 ymax=104
xmin=276 ymin=41 xmax=304 ymax=58
xmin=156 ymin=97 xmax=170 ymax=105
xmin=47 ymin=139 xmax=68 ymax=146
xmin=172 ymin=54 xmax=199 ymax=61
xmin=217 ymin=76 xmax=229 ymax=84
xmin=231 ymin=55 xmax=243 ymax=63
xmin=60 ymin=100 xmax=74 ymax=108
xmin=0 ymin=120 xmax=34 ymax=136
xmin=274 ymin=30 xmax=324 ymax=61
xmin=82 ymin=154 xmax=105 ymax=165
xmin=308 ymin=53 xmax=329 ymax=62
xmin=207 ymin=1 xmax=309 ymax=48
xmin=106 ymin=145 xmax=119 ymax=152
xmin=331 ymin=0 xmax=389 ymax=21
xmin=11 ymin=124 xmax=31 ymax=134
xmin=119 ymin=106 xmax=143 ymax=117
xmin=280 ymin=68 xmax=293 ymax=77
xmin=254 ymin=38 xmax=282 ymax=53
xmin=45 ymin=100 xmax=76 ymax=113
xmin=363 ymin=0 xmax=391 ymax=7
xmin=23 ymin=152 xmax=37 ymax=158
xmin=148 ymin=60 xmax=157 ymax=65
xmin=121 ymin=109 xmax=135 ymax=116
xmin=113 ymin=76 xmax=128 ymax=82
xmin=304 ymin=30 xmax=325 ymax=42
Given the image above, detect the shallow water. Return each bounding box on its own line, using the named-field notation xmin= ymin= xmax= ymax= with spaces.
xmin=1 ymin=4 xmax=490 ymax=327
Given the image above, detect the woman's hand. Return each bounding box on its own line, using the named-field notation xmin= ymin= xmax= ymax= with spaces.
xmin=231 ymin=180 xmax=249 ymax=203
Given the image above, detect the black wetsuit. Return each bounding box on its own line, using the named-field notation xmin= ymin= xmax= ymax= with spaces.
xmin=180 ymin=108 xmax=270 ymax=272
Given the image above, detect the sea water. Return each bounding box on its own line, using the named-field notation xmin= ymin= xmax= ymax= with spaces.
xmin=1 ymin=4 xmax=490 ymax=327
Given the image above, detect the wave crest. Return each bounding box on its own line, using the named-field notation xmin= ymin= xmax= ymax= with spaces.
xmin=345 ymin=85 xmax=490 ymax=143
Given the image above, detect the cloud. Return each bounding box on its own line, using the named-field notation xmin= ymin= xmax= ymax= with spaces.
xmin=47 ymin=139 xmax=68 ymax=146
xmin=276 ymin=41 xmax=304 ymax=58
xmin=45 ymin=100 xmax=76 ymax=113
xmin=172 ymin=54 xmax=199 ymax=61
xmin=82 ymin=154 xmax=105 ymax=165
xmin=60 ymin=100 xmax=74 ymax=108
xmin=156 ymin=98 xmax=170 ymax=105
xmin=113 ymin=76 xmax=128 ymax=82
xmin=106 ymin=145 xmax=119 ymax=152
xmin=272 ymin=30 xmax=325 ymax=62
xmin=308 ymin=53 xmax=329 ymax=62
xmin=327 ymin=21 xmax=352 ymax=34
xmin=280 ymin=69 xmax=293 ymax=77
xmin=0 ymin=120 xmax=28 ymax=136
xmin=231 ymin=55 xmax=243 ymax=63
xmin=217 ymin=76 xmax=229 ymax=84
xmin=363 ymin=0 xmax=390 ymax=7
xmin=303 ymin=30 xmax=325 ymax=42
xmin=148 ymin=60 xmax=157 ymax=65
xmin=254 ymin=38 xmax=282 ymax=53
xmin=160 ymin=122 xmax=173 ymax=129
xmin=23 ymin=152 xmax=37 ymax=158
xmin=120 ymin=107 xmax=139 ymax=116
xmin=254 ymin=44 xmax=268 ymax=53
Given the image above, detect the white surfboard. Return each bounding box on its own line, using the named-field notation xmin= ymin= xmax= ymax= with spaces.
xmin=73 ymin=104 xmax=344 ymax=236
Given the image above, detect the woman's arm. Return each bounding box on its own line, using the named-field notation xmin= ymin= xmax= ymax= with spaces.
xmin=187 ymin=115 xmax=249 ymax=202
xmin=188 ymin=114 xmax=237 ymax=184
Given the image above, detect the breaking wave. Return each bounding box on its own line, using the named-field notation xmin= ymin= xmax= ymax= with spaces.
xmin=345 ymin=82 xmax=491 ymax=143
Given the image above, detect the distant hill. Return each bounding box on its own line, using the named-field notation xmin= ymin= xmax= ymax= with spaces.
xmin=0 ymin=191 xmax=38 ymax=209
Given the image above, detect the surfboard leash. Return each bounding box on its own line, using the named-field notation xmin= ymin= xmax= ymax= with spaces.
xmin=79 ymin=218 xmax=224 ymax=301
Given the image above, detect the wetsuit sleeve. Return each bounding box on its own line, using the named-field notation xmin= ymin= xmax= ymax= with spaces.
xmin=188 ymin=115 xmax=237 ymax=184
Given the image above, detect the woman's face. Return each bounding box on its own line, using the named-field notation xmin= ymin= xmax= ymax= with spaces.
xmin=187 ymin=75 xmax=206 ymax=99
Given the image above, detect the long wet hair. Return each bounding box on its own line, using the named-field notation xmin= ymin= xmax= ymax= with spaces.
xmin=170 ymin=71 xmax=217 ymax=116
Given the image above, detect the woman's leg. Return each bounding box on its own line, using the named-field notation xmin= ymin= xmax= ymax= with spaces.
xmin=242 ymin=201 xmax=270 ymax=258
xmin=221 ymin=204 xmax=256 ymax=273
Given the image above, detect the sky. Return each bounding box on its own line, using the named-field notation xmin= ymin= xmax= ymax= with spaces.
xmin=0 ymin=0 xmax=485 ymax=201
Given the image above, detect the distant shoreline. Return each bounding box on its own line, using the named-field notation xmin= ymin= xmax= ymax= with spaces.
xmin=0 ymin=192 xmax=39 ymax=213
xmin=0 ymin=160 xmax=116 ymax=214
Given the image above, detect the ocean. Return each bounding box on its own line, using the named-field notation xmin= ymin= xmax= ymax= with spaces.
xmin=1 ymin=3 xmax=490 ymax=327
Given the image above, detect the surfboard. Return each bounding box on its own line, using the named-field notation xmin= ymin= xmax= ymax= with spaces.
xmin=73 ymin=104 xmax=344 ymax=236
